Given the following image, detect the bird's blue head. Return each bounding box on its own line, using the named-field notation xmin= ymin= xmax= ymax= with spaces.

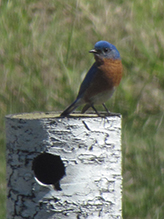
xmin=89 ymin=40 xmax=121 ymax=60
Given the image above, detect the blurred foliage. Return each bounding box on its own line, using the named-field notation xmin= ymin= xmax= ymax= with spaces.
xmin=0 ymin=0 xmax=164 ymax=218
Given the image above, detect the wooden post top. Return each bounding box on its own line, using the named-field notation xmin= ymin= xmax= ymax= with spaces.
xmin=6 ymin=111 xmax=121 ymax=120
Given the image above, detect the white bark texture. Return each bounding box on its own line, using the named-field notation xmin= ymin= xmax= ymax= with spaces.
xmin=6 ymin=112 xmax=122 ymax=219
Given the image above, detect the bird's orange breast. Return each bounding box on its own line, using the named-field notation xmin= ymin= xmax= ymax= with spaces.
xmin=83 ymin=59 xmax=123 ymax=102
xmin=99 ymin=58 xmax=123 ymax=87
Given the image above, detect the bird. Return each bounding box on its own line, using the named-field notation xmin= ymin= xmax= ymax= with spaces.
xmin=60 ymin=40 xmax=123 ymax=117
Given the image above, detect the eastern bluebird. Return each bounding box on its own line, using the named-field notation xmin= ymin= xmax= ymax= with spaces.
xmin=60 ymin=40 xmax=123 ymax=116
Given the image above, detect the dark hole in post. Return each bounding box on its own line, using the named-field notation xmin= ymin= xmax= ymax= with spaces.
xmin=32 ymin=153 xmax=66 ymax=191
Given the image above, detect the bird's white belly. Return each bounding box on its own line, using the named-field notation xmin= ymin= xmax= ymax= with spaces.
xmin=89 ymin=88 xmax=115 ymax=104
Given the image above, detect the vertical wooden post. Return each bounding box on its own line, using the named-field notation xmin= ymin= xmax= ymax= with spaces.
xmin=5 ymin=112 xmax=122 ymax=219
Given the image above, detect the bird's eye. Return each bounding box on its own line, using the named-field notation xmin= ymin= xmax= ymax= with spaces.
xmin=103 ymin=48 xmax=109 ymax=53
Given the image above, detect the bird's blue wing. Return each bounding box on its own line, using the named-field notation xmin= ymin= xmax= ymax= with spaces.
xmin=77 ymin=62 xmax=97 ymax=98
xmin=60 ymin=63 xmax=97 ymax=116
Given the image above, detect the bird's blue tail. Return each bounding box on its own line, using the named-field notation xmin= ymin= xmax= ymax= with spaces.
xmin=60 ymin=99 xmax=80 ymax=117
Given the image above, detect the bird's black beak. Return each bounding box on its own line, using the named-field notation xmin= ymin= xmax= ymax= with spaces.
xmin=89 ymin=49 xmax=97 ymax=54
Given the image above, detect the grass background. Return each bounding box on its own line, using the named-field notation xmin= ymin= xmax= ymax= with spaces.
xmin=0 ymin=0 xmax=164 ymax=218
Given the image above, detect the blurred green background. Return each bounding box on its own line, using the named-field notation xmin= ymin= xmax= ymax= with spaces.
xmin=0 ymin=0 xmax=164 ymax=218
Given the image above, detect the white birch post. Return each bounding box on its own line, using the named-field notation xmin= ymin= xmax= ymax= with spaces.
xmin=5 ymin=112 xmax=122 ymax=219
